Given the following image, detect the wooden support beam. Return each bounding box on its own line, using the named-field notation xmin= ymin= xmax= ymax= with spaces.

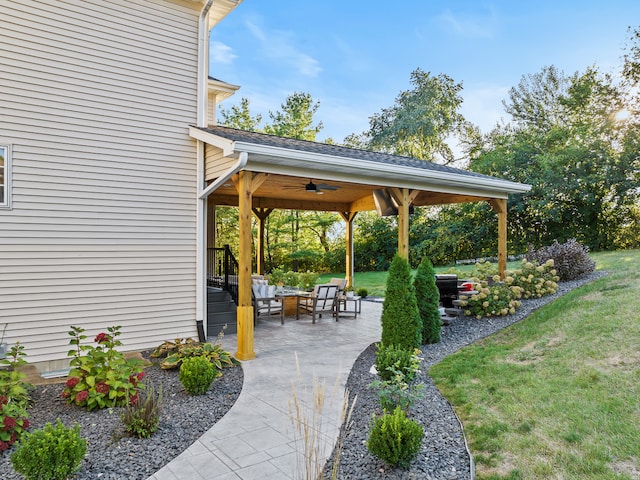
xmin=339 ymin=212 xmax=358 ymax=289
xmin=252 ymin=207 xmax=273 ymax=275
xmin=488 ymin=198 xmax=508 ymax=278
xmin=236 ymin=171 xmax=256 ymax=360
xmin=209 ymin=194 xmax=353 ymax=212
xmin=388 ymin=188 xmax=413 ymax=259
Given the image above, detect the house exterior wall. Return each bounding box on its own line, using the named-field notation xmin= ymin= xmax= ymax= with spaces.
xmin=0 ymin=0 xmax=203 ymax=371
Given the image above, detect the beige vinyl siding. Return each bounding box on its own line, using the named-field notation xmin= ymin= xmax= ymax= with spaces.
xmin=0 ymin=0 xmax=203 ymax=368
xmin=205 ymin=144 xmax=237 ymax=181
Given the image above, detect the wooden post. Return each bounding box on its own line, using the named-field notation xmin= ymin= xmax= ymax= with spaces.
xmin=252 ymin=207 xmax=273 ymax=276
xmin=236 ymin=171 xmax=255 ymax=360
xmin=207 ymin=197 xmax=216 ymax=248
xmin=489 ymin=198 xmax=508 ymax=279
xmin=339 ymin=212 xmax=357 ymax=289
xmin=389 ymin=188 xmax=418 ymax=260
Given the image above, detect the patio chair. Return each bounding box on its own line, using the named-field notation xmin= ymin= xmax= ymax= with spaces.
xmin=252 ymin=283 xmax=284 ymax=324
xmin=296 ymin=284 xmax=339 ymax=323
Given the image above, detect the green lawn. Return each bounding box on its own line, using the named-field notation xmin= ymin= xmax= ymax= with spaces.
xmin=318 ymin=259 xmax=523 ymax=297
xmin=429 ymin=250 xmax=640 ymax=479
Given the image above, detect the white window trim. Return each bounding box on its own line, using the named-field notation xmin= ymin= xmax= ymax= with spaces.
xmin=1 ymin=144 xmax=11 ymax=209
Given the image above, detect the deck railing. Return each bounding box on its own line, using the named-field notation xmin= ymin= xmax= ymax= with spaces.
xmin=207 ymin=245 xmax=239 ymax=304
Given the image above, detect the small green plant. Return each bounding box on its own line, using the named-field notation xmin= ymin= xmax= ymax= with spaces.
xmin=375 ymin=344 xmax=421 ymax=382
xmin=0 ymin=342 xmax=32 ymax=451
xmin=370 ymin=372 xmax=425 ymax=412
xmin=121 ymin=382 xmax=162 ymax=438
xmin=62 ymin=326 xmax=144 ymax=410
xmin=10 ymin=419 xmax=87 ymax=480
xmin=356 ymin=287 xmax=368 ymax=298
xmin=367 ymin=406 xmax=424 ymax=468
xmin=179 ymin=356 xmax=220 ymax=395
xmin=151 ymin=337 xmax=238 ymax=370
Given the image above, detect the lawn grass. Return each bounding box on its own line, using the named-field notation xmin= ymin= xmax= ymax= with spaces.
xmin=318 ymin=260 xmax=523 ymax=297
xmin=429 ymin=249 xmax=640 ymax=479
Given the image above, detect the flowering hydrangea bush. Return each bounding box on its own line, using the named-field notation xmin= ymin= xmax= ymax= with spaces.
xmin=459 ymin=283 xmax=522 ymax=319
xmin=502 ymin=259 xmax=559 ymax=299
xmin=0 ymin=343 xmax=32 ymax=450
xmin=62 ymin=326 xmax=144 ymax=410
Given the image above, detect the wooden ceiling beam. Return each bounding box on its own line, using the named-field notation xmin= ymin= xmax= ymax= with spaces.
xmin=209 ymin=194 xmax=353 ymax=212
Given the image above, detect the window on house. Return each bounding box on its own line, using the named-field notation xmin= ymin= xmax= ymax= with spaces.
xmin=0 ymin=145 xmax=9 ymax=208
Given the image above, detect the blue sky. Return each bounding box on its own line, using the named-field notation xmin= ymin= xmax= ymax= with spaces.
xmin=210 ymin=1 xmax=639 ymax=143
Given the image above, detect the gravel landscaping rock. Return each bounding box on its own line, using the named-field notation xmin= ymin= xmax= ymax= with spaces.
xmin=325 ymin=271 xmax=606 ymax=480
xmin=0 ymin=353 xmax=243 ymax=480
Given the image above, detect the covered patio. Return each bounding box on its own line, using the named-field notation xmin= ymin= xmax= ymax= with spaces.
xmin=191 ymin=125 xmax=531 ymax=360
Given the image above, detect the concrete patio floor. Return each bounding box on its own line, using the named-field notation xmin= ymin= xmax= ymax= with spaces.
xmin=148 ymin=301 xmax=383 ymax=480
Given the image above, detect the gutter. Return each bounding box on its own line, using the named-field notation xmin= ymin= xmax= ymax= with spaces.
xmin=199 ymin=151 xmax=248 ymax=199
xmin=195 ymin=0 xmax=216 ymax=342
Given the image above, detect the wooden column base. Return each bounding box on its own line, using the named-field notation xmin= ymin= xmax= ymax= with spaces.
xmin=235 ymin=306 xmax=256 ymax=360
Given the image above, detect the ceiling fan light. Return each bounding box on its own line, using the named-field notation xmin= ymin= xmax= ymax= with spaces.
xmin=305 ymin=181 xmax=317 ymax=192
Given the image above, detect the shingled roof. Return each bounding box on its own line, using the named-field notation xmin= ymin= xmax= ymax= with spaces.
xmin=200 ymin=125 xmax=501 ymax=183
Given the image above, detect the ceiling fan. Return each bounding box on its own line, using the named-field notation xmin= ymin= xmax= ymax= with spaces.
xmin=282 ymin=179 xmax=340 ymax=195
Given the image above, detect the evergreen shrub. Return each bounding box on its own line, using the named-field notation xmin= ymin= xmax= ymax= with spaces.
xmin=10 ymin=419 xmax=86 ymax=480
xmin=413 ymin=258 xmax=441 ymax=344
xmin=179 ymin=356 xmax=220 ymax=395
xmin=367 ymin=407 xmax=424 ymax=468
xmin=380 ymin=255 xmax=421 ymax=350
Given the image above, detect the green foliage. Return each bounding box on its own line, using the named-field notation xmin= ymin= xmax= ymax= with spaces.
xmin=470 ymin=65 xmax=639 ymax=253
xmin=375 ymin=344 xmax=421 ymax=383
xmin=413 ymin=258 xmax=441 ymax=344
xmin=366 ymin=68 xmax=467 ymax=165
xmin=526 ymin=239 xmax=596 ymax=281
xmin=367 ymin=407 xmax=424 ymax=468
xmin=62 ymin=326 xmax=144 ymax=410
xmin=10 ymin=419 xmax=86 ymax=480
xmin=218 ymin=97 xmax=263 ymax=131
xmin=381 ymin=255 xmax=422 ymax=349
xmin=151 ymin=337 xmax=238 ymax=370
xmin=356 ymin=288 xmax=368 ymax=298
xmin=263 ymin=92 xmax=323 ymax=141
xmin=179 ymin=356 xmax=220 ymax=396
xmin=460 ymin=283 xmax=522 ymax=319
xmin=121 ymin=382 xmax=162 ymax=439
xmin=0 ymin=342 xmax=32 ymax=450
xmin=504 ymin=259 xmax=559 ymax=298
xmin=370 ymin=375 xmax=425 ymax=413
xmin=353 ymin=213 xmax=398 ymax=271
xmin=372 ymin=344 xmax=423 ymax=411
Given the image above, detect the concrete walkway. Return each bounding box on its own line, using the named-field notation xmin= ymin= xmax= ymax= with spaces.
xmin=148 ymin=301 xmax=382 ymax=480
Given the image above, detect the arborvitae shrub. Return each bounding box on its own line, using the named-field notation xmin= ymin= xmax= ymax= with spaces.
xmin=413 ymin=257 xmax=441 ymax=344
xmin=178 ymin=356 xmax=219 ymax=395
xmin=367 ymin=406 xmax=424 ymax=468
xmin=375 ymin=343 xmax=420 ymax=382
xmin=10 ymin=419 xmax=87 ymax=480
xmin=526 ymin=238 xmax=595 ymax=281
xmin=381 ymin=255 xmax=421 ymax=350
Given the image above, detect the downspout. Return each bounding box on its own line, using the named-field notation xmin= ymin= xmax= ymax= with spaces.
xmin=195 ymin=0 xmax=215 ymax=341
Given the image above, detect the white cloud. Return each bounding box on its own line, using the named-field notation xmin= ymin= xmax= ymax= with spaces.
xmin=436 ymin=9 xmax=496 ymax=39
xmin=461 ymin=83 xmax=510 ymax=133
xmin=245 ymin=18 xmax=322 ymax=78
xmin=211 ymin=41 xmax=236 ymax=64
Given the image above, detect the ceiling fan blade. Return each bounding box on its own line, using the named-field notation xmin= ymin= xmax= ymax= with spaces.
xmin=316 ymin=183 xmax=339 ymax=191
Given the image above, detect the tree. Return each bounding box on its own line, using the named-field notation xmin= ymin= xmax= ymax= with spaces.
xmin=366 ymin=68 xmax=469 ymax=165
xmin=470 ymin=65 xmax=639 ymax=251
xmin=413 ymin=258 xmax=441 ymax=344
xmin=264 ymin=92 xmax=323 ymax=141
xmin=218 ymin=97 xmax=262 ymax=131
xmin=380 ymin=255 xmax=421 ymax=350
